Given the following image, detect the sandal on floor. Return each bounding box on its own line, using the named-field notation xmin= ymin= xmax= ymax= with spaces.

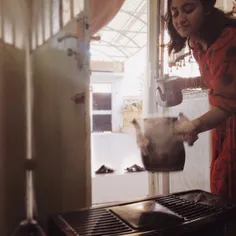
xmin=125 ymin=164 xmax=145 ymax=173
xmin=95 ymin=165 xmax=115 ymax=174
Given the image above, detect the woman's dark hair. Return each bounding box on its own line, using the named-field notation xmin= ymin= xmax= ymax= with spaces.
xmin=166 ymin=0 xmax=236 ymax=55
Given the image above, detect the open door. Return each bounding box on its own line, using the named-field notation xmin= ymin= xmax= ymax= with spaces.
xmin=0 ymin=1 xmax=28 ymax=235
xmin=31 ymin=0 xmax=91 ymax=229
xmin=0 ymin=0 xmax=92 ymax=233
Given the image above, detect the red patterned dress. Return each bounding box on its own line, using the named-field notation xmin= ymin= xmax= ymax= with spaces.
xmin=192 ymin=27 xmax=236 ymax=202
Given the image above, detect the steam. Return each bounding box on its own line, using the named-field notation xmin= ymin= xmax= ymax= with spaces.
xmin=132 ymin=119 xmax=149 ymax=156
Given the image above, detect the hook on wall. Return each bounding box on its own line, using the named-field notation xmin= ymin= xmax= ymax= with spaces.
xmin=71 ymin=92 xmax=85 ymax=104
xmin=57 ymin=33 xmax=100 ymax=70
xmin=57 ymin=34 xmax=84 ymax=69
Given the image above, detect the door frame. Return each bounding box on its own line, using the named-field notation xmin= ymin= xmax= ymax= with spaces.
xmin=145 ymin=0 xmax=170 ymax=197
xmin=84 ymin=0 xmax=92 ymax=207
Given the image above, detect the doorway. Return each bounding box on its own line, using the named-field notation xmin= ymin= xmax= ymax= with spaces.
xmin=90 ymin=0 xmax=149 ymax=205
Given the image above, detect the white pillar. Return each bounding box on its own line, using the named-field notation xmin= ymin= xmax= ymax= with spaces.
xmin=157 ymin=0 xmax=170 ymax=195
xmin=145 ymin=0 xmax=170 ymax=196
xmin=83 ymin=0 xmax=92 ymax=207
xmin=24 ymin=0 xmax=34 ymax=221
xmin=144 ymin=0 xmax=161 ymax=197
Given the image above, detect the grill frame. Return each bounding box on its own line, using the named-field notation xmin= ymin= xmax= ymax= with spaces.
xmin=48 ymin=190 xmax=236 ymax=236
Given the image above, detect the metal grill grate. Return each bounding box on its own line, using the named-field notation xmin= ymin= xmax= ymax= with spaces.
xmin=155 ymin=195 xmax=224 ymax=221
xmin=56 ymin=194 xmax=230 ymax=236
xmin=59 ymin=207 xmax=134 ymax=236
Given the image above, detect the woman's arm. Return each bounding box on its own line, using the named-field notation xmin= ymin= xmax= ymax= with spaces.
xmin=175 ymin=107 xmax=231 ymax=136
xmin=192 ymin=107 xmax=231 ymax=133
xmin=177 ymin=77 xmax=209 ymax=90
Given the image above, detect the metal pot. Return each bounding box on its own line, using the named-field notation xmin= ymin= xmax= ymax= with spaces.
xmin=156 ymin=76 xmax=183 ymax=107
xmin=133 ymin=116 xmax=185 ymax=172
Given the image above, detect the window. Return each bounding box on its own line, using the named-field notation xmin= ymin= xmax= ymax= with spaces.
xmin=93 ymin=93 xmax=112 ymax=110
xmin=93 ymin=115 xmax=112 ymax=132
xmin=91 ymin=83 xmax=112 ymax=133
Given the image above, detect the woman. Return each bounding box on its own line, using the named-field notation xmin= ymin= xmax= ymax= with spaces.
xmin=163 ymin=0 xmax=236 ymax=202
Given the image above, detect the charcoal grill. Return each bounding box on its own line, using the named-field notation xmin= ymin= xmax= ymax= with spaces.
xmin=48 ymin=190 xmax=236 ymax=236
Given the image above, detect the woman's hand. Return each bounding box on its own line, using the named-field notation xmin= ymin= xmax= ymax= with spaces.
xmin=175 ymin=113 xmax=200 ymax=146
xmin=175 ymin=113 xmax=199 ymax=133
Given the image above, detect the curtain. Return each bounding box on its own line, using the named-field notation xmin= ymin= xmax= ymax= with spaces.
xmin=77 ymin=0 xmax=125 ymax=38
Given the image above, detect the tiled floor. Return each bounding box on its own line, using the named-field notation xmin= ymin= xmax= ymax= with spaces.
xmin=91 ymin=132 xmax=143 ymax=176
xmin=92 ymin=172 xmax=149 ymax=204
xmin=91 ymin=132 xmax=149 ymax=204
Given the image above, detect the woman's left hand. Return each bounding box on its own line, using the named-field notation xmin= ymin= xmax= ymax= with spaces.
xmin=175 ymin=113 xmax=197 ymax=133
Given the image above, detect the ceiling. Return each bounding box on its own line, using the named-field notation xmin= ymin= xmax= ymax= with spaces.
xmin=90 ymin=0 xmax=147 ymax=62
xmin=89 ymin=0 xmax=234 ymax=62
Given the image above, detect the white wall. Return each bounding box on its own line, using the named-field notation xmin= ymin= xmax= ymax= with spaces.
xmin=111 ymin=81 xmax=123 ymax=132
xmin=168 ymin=91 xmax=211 ymax=193
xmin=122 ymin=46 xmax=146 ymax=97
